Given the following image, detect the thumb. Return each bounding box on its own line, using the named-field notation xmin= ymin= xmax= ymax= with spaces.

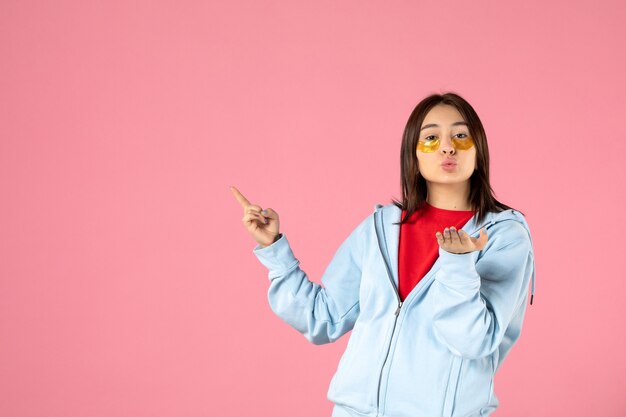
xmin=261 ymin=207 xmax=278 ymax=220
xmin=476 ymin=227 xmax=489 ymax=247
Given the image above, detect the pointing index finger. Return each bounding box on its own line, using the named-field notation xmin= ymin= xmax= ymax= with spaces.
xmin=230 ymin=186 xmax=251 ymax=208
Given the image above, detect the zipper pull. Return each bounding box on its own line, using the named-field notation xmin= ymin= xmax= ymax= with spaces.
xmin=394 ymin=301 xmax=403 ymax=316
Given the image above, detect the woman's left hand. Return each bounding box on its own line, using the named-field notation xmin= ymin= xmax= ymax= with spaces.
xmin=436 ymin=227 xmax=488 ymax=254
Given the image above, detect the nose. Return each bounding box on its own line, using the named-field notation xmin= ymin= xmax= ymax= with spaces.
xmin=439 ymin=137 xmax=456 ymax=155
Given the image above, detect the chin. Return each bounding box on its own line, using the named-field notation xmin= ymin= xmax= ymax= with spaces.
xmin=427 ymin=174 xmax=472 ymax=183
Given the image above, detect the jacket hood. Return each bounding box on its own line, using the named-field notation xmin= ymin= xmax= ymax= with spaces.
xmin=373 ymin=203 xmax=536 ymax=305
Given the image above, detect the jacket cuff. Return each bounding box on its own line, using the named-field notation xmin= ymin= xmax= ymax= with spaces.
xmin=435 ymin=247 xmax=481 ymax=288
xmin=252 ymin=234 xmax=299 ymax=275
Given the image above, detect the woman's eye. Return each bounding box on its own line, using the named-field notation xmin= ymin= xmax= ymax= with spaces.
xmin=455 ymin=133 xmax=468 ymax=138
xmin=424 ymin=135 xmax=436 ymax=141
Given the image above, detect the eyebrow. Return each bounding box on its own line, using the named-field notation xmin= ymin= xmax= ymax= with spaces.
xmin=420 ymin=121 xmax=468 ymax=131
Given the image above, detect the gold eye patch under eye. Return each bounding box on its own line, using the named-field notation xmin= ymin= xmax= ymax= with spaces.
xmin=451 ymin=136 xmax=475 ymax=150
xmin=417 ymin=138 xmax=440 ymax=153
xmin=417 ymin=136 xmax=475 ymax=153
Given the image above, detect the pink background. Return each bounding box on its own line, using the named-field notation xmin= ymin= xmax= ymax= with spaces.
xmin=2 ymin=1 xmax=625 ymax=416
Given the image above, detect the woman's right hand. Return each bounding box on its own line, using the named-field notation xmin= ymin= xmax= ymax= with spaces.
xmin=230 ymin=185 xmax=281 ymax=248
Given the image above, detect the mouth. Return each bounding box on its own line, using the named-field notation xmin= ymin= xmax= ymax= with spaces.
xmin=441 ymin=161 xmax=458 ymax=167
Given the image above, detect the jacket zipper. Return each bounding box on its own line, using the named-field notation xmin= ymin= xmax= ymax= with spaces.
xmin=373 ymin=210 xmax=402 ymax=415
xmin=372 ymin=207 xmax=497 ymax=415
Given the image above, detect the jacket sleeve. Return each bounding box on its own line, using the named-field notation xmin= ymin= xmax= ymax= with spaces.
xmin=252 ymin=215 xmax=369 ymax=345
xmin=430 ymin=220 xmax=534 ymax=359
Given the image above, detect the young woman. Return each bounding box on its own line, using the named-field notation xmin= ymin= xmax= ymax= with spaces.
xmin=231 ymin=92 xmax=536 ymax=417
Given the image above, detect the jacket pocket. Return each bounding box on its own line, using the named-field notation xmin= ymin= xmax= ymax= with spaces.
xmin=329 ymin=334 xmax=360 ymax=394
xmin=456 ymin=356 xmax=495 ymax=415
xmin=442 ymin=355 xmax=463 ymax=417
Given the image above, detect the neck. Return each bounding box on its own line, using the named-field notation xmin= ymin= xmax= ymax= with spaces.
xmin=425 ymin=182 xmax=472 ymax=211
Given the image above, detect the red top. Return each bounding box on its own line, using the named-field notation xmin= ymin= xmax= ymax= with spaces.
xmin=398 ymin=202 xmax=476 ymax=301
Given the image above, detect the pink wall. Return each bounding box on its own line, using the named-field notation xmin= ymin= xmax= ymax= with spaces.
xmin=2 ymin=0 xmax=625 ymax=416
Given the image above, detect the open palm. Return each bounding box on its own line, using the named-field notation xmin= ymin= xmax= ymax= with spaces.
xmin=436 ymin=226 xmax=488 ymax=254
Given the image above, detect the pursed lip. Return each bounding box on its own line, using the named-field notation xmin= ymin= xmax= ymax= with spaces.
xmin=441 ymin=159 xmax=457 ymax=166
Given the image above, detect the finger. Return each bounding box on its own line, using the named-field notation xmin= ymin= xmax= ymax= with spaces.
xmin=443 ymin=227 xmax=450 ymax=243
xmin=457 ymin=229 xmax=466 ymax=243
xmin=477 ymin=227 xmax=489 ymax=246
xmin=243 ymin=212 xmax=267 ymax=225
xmin=262 ymin=207 xmax=277 ymax=220
xmin=449 ymin=227 xmax=461 ymax=243
xmin=435 ymin=231 xmax=444 ymax=245
xmin=246 ymin=204 xmax=263 ymax=214
xmin=251 ymin=212 xmax=269 ymax=224
xmin=230 ymin=186 xmax=251 ymax=208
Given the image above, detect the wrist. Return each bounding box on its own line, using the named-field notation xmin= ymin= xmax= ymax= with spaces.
xmin=260 ymin=233 xmax=282 ymax=249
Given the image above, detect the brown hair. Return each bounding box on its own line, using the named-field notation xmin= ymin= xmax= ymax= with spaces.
xmin=391 ymin=92 xmax=521 ymax=226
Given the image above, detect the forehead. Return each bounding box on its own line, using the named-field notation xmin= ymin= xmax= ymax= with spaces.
xmin=421 ymin=104 xmax=466 ymax=127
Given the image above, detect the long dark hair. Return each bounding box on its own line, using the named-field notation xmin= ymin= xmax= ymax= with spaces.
xmin=391 ymin=92 xmax=521 ymax=226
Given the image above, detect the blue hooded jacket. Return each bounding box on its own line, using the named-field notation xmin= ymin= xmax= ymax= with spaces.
xmin=253 ymin=203 xmax=536 ymax=417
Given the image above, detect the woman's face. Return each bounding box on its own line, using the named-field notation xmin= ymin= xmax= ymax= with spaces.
xmin=416 ymin=104 xmax=477 ymax=186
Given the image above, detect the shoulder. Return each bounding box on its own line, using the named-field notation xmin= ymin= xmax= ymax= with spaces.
xmin=345 ymin=202 xmax=393 ymax=244
xmin=485 ymin=211 xmax=534 ymax=254
xmin=341 ymin=206 xmax=377 ymax=246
